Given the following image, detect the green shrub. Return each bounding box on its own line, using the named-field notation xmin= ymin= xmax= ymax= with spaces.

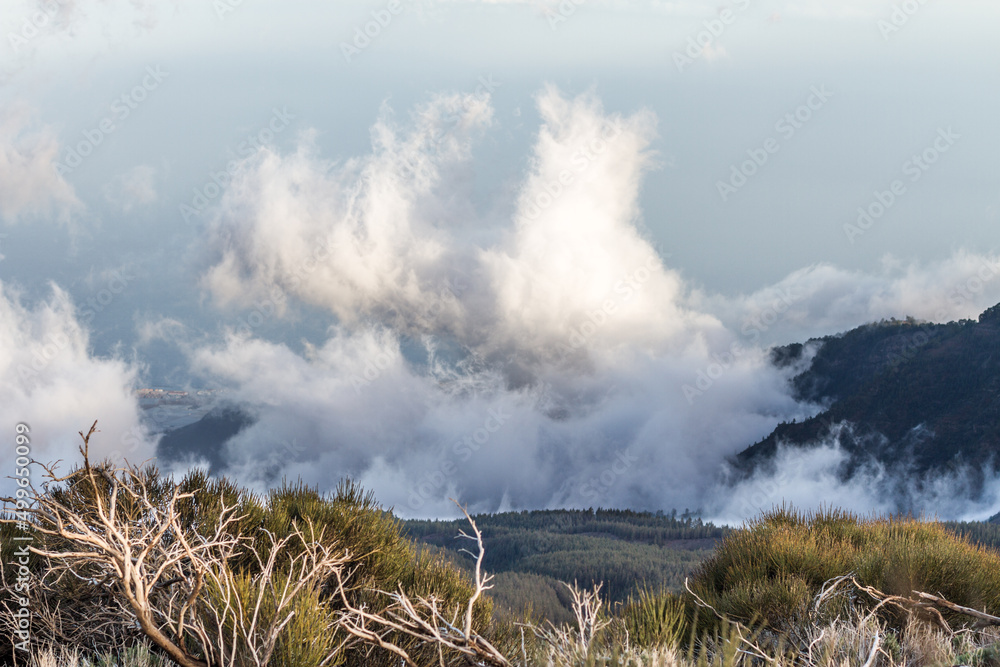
xmin=688 ymin=506 xmax=1000 ymax=633
xmin=2 ymin=455 xmax=513 ymax=667
xmin=618 ymin=588 xmax=689 ymax=650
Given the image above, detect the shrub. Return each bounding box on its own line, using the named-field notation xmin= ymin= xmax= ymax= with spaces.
xmin=688 ymin=506 xmax=1000 ymax=633
xmin=0 ymin=424 xmax=512 ymax=666
xmin=617 ymin=588 xmax=689 ymax=650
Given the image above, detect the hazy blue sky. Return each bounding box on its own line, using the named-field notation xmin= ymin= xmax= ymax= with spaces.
xmin=2 ymin=0 xmax=999 ymax=519
xmin=4 ymin=1 xmax=998 ymax=300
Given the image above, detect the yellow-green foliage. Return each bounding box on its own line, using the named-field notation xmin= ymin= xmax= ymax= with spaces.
xmin=200 ymin=565 xmax=340 ymax=667
xmin=4 ymin=458 xmax=509 ymax=667
xmin=689 ymin=506 xmax=1000 ymax=632
xmin=188 ymin=475 xmax=508 ymax=666
xmin=618 ymin=588 xmax=689 ymax=650
xmin=273 ymin=583 xmax=340 ymax=667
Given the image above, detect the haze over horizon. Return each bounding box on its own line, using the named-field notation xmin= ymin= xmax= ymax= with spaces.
xmin=2 ymin=0 xmax=999 ymax=523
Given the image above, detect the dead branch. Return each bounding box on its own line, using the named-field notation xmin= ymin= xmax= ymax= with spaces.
xmin=846 ymin=578 xmax=953 ymax=634
xmin=0 ymin=422 xmax=356 ymax=667
xmin=911 ymin=591 xmax=1000 ymax=628
xmin=815 ymin=575 xmax=1000 ymax=635
xmin=1 ymin=422 xmax=235 ymax=667
xmin=684 ymin=578 xmax=779 ymax=665
xmin=1 ymin=423 xmax=527 ymax=666
xmin=527 ymin=580 xmax=613 ymax=663
xmin=333 ymin=500 xmax=512 ymax=666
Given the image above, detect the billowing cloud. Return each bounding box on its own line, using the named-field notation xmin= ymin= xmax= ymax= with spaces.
xmin=202 ymin=92 xmax=493 ymax=336
xmin=192 ymin=87 xmax=1000 ymax=521
xmin=203 ymin=89 xmax=725 ymax=361
xmin=190 ymin=326 xmax=811 ymax=517
xmin=694 ymin=251 xmax=1000 ymax=346
xmin=480 ymin=87 xmax=723 ymax=360
xmin=0 ymin=280 xmax=157 ymax=495
xmin=192 ymin=88 xmax=816 ymax=517
xmin=0 ymin=104 xmax=80 ymax=225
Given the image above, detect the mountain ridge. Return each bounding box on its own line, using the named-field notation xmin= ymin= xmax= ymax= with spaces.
xmin=735 ymin=303 xmax=1000 ymax=508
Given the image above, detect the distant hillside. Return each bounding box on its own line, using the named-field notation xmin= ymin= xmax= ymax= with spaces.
xmin=157 ymin=406 xmax=255 ymax=472
xmin=944 ymin=520 xmax=1000 ymax=552
xmin=736 ymin=304 xmax=1000 ymax=501
xmin=402 ymin=508 xmax=728 ymax=620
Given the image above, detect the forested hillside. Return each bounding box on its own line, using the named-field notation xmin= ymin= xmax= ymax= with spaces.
xmin=404 ymin=509 xmax=728 ymax=621
xmin=738 ymin=305 xmax=1000 ymax=499
xmin=945 ymin=519 xmax=1000 ymax=552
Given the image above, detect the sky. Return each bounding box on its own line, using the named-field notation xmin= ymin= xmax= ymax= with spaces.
xmin=1 ymin=0 xmax=999 ymax=522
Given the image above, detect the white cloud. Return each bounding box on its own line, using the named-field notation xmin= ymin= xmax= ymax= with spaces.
xmin=713 ymin=431 xmax=1000 ymax=525
xmin=136 ymin=316 xmax=187 ymax=345
xmin=192 ymin=88 xmax=814 ymax=517
xmin=0 ymin=104 xmax=80 ymax=225
xmin=190 ymin=87 xmax=1000 ymax=521
xmin=694 ymin=251 xmax=1000 ymax=346
xmin=201 ymin=92 xmax=494 ymax=335
xmin=0 ymin=280 xmax=157 ymax=495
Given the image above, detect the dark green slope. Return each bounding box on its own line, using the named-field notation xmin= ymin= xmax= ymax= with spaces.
xmin=737 ymin=304 xmax=1000 ymax=490
xmin=403 ymin=509 xmax=727 ymax=609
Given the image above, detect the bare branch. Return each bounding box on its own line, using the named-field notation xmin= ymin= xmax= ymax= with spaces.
xmin=331 ymin=500 xmax=512 ymax=666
